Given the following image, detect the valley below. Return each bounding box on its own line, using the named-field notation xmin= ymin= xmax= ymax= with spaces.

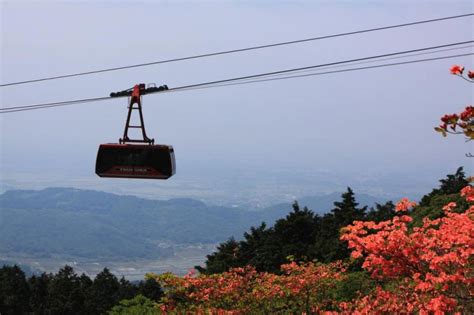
xmin=1 ymin=186 xmax=388 ymax=279
xmin=1 ymin=244 xmax=216 ymax=280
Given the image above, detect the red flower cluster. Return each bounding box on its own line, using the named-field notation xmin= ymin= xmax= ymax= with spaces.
xmin=450 ymin=65 xmax=464 ymax=75
xmin=395 ymin=197 xmax=417 ymax=212
xmin=460 ymin=106 xmax=474 ymax=121
xmin=153 ymin=262 xmax=344 ymax=313
xmin=461 ymin=185 xmax=474 ymax=202
xmin=453 ymin=64 xmax=474 ymax=79
xmin=341 ymin=188 xmax=474 ymax=314
xmin=436 ymin=105 xmax=474 ymax=139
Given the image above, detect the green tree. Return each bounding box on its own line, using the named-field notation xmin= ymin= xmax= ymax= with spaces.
xmin=236 ymin=202 xmax=321 ymax=274
xmin=313 ymin=188 xmax=367 ymax=262
xmin=261 ymin=202 xmax=320 ymax=272
xmin=117 ymin=277 xmax=138 ymax=301
xmin=199 ymin=188 xmax=390 ymax=273
xmin=47 ymin=265 xmax=87 ymax=315
xmin=196 ymin=237 xmax=240 ymax=274
xmin=411 ymin=167 xmax=470 ymax=227
xmin=238 ymin=222 xmax=274 ymax=271
xmin=365 ymin=201 xmax=396 ymax=223
xmin=138 ymin=278 xmax=163 ymax=301
xmin=419 ymin=167 xmax=469 ymax=206
xmin=28 ymin=272 xmax=51 ymax=314
xmin=88 ymin=268 xmax=121 ymax=314
xmin=274 ymin=202 xmax=320 ymax=260
xmin=331 ymin=187 xmax=367 ymax=226
xmin=199 ymin=202 xmax=322 ymax=274
xmin=0 ymin=265 xmax=31 ymax=315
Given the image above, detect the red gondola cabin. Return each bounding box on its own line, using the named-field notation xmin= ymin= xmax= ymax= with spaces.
xmin=95 ymin=143 xmax=175 ymax=179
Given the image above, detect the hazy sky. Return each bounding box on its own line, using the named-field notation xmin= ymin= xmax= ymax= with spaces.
xmin=1 ymin=1 xmax=473 ymax=202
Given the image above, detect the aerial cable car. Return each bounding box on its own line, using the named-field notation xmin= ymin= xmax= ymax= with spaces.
xmin=95 ymin=83 xmax=175 ymax=179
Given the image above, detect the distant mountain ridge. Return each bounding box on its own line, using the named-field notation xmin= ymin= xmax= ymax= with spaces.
xmin=0 ymin=187 xmax=388 ymax=260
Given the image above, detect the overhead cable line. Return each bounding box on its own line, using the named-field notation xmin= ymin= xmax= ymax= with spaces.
xmin=233 ymin=44 xmax=474 ymax=79
xmin=1 ymin=13 xmax=472 ymax=87
xmin=3 ymin=52 xmax=470 ymax=113
xmin=1 ymin=41 xmax=472 ymax=112
xmin=176 ymin=52 xmax=474 ymax=92
xmin=1 ymin=54 xmax=472 ymax=114
xmin=161 ymin=41 xmax=474 ymax=92
xmin=0 ymin=97 xmax=113 ymax=113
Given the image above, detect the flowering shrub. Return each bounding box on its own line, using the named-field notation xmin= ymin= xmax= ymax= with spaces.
xmin=147 ymin=190 xmax=473 ymax=314
xmin=150 ymin=261 xmax=345 ymax=313
xmin=435 ymin=65 xmax=473 ymax=140
xmin=145 ymin=187 xmax=473 ymax=314
xmin=340 ymin=187 xmax=474 ymax=314
xmin=435 ymin=106 xmax=474 ymax=139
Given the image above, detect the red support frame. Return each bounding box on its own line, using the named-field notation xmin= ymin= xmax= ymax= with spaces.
xmin=119 ymin=84 xmax=154 ymax=145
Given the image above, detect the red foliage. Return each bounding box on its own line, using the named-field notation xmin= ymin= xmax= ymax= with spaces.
xmin=341 ymin=188 xmax=474 ymax=314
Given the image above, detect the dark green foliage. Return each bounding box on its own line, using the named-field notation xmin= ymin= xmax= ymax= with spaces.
xmin=313 ymin=188 xmax=367 ymax=262
xmin=273 ymin=203 xmax=320 ymax=261
xmin=108 ymin=295 xmax=158 ymax=315
xmin=196 ymin=238 xmax=240 ymax=274
xmin=28 ymin=273 xmax=51 ymax=314
xmin=419 ymin=167 xmax=468 ymax=206
xmin=199 ymin=202 xmax=325 ymax=274
xmin=200 ymin=188 xmax=375 ymax=273
xmin=137 ymin=278 xmax=163 ymax=301
xmin=87 ymin=268 xmax=122 ymax=314
xmin=238 ymin=222 xmax=272 ymax=270
xmin=411 ymin=167 xmax=470 ymax=227
xmin=118 ymin=277 xmax=139 ymax=301
xmin=200 ymin=167 xmax=469 ymax=274
xmin=0 ymin=265 xmax=31 ymax=315
xmin=411 ymin=193 xmax=469 ymax=227
xmin=331 ymin=188 xmax=367 ymax=226
xmin=366 ymin=201 xmax=396 ymax=223
xmin=46 ymin=265 xmax=89 ymax=314
xmin=244 ymin=203 xmax=321 ymax=273
xmin=330 ymin=272 xmax=376 ymax=302
xmin=0 ymin=264 xmax=162 ymax=315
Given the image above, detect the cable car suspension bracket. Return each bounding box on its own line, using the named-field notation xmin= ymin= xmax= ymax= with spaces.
xmin=110 ymin=83 xmax=168 ymax=145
